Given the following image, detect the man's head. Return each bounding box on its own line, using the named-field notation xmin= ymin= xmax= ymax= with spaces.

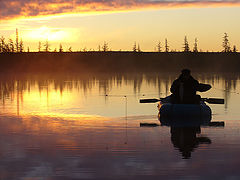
xmin=181 ymin=69 xmax=191 ymax=80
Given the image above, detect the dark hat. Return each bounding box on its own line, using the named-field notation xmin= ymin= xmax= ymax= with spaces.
xmin=181 ymin=69 xmax=191 ymax=75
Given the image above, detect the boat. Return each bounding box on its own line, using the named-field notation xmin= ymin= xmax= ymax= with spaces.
xmin=158 ymin=96 xmax=212 ymax=127
xmin=139 ymin=96 xmax=224 ymax=127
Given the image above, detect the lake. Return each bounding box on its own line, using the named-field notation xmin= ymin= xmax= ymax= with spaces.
xmin=1 ymin=72 xmax=240 ymax=179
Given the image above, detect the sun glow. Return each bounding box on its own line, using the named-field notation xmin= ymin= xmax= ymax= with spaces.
xmin=24 ymin=26 xmax=73 ymax=42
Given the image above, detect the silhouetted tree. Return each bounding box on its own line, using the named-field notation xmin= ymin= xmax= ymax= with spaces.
xmin=44 ymin=40 xmax=50 ymax=52
xmin=0 ymin=38 xmax=2 ymax=52
xmin=19 ymin=39 xmax=24 ymax=52
xmin=222 ymin=32 xmax=231 ymax=52
xmin=59 ymin=44 xmax=63 ymax=52
xmin=68 ymin=47 xmax=72 ymax=52
xmin=133 ymin=42 xmax=137 ymax=52
xmin=4 ymin=43 xmax=10 ymax=52
xmin=193 ymin=38 xmax=198 ymax=52
xmin=0 ymin=36 xmax=10 ymax=52
xmin=15 ymin=28 xmax=19 ymax=52
xmin=98 ymin=45 xmax=101 ymax=51
xmin=38 ymin=41 xmax=41 ymax=52
xmin=0 ymin=36 xmax=6 ymax=52
xmin=27 ymin=47 xmax=30 ymax=52
xmin=0 ymin=37 xmax=2 ymax=52
xmin=165 ymin=38 xmax=169 ymax=52
xmin=157 ymin=41 xmax=162 ymax=52
xmin=9 ymin=38 xmax=14 ymax=52
xmin=233 ymin=45 xmax=237 ymax=52
xmin=183 ymin=36 xmax=190 ymax=52
xmin=102 ymin=41 xmax=108 ymax=52
xmin=137 ymin=44 xmax=141 ymax=52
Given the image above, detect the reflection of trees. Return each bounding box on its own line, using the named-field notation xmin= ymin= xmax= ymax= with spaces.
xmin=0 ymin=79 xmax=15 ymax=104
xmin=222 ymin=74 xmax=239 ymax=109
xmin=195 ymin=73 xmax=240 ymax=108
xmin=0 ymin=73 xmax=239 ymax=108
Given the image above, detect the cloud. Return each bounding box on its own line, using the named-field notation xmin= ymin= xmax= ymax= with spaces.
xmin=1 ymin=0 xmax=240 ymax=20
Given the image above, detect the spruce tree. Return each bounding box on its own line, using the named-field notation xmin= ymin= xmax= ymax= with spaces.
xmin=193 ymin=38 xmax=198 ymax=52
xmin=133 ymin=42 xmax=137 ymax=52
xmin=157 ymin=41 xmax=161 ymax=52
xmin=183 ymin=36 xmax=190 ymax=52
xmin=165 ymin=38 xmax=169 ymax=52
xmin=222 ymin=33 xmax=231 ymax=52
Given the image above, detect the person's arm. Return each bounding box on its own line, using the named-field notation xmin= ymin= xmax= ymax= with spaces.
xmin=196 ymin=81 xmax=212 ymax=92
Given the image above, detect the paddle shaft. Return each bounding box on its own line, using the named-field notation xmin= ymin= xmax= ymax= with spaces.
xmin=202 ymin=98 xmax=224 ymax=104
xmin=140 ymin=98 xmax=224 ymax=104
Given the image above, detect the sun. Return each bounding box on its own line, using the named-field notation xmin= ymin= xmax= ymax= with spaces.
xmin=25 ymin=26 xmax=72 ymax=42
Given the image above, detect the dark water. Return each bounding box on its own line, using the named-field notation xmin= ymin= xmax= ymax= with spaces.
xmin=1 ymin=72 xmax=240 ymax=179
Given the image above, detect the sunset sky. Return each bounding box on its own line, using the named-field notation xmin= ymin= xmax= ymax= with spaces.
xmin=0 ymin=0 xmax=240 ymax=52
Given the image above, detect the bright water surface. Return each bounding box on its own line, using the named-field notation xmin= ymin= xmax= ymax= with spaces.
xmin=1 ymin=72 xmax=240 ymax=179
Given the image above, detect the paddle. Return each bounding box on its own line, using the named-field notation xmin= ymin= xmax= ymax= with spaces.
xmin=139 ymin=121 xmax=225 ymax=127
xmin=139 ymin=98 xmax=162 ymax=103
xmin=202 ymin=98 xmax=224 ymax=104
xmin=139 ymin=98 xmax=224 ymax=104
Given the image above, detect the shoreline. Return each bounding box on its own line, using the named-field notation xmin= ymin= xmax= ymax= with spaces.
xmin=0 ymin=51 xmax=240 ymax=73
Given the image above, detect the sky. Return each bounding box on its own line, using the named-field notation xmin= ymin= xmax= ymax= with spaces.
xmin=0 ymin=0 xmax=240 ymax=52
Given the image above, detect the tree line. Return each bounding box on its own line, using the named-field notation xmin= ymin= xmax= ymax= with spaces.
xmin=153 ymin=33 xmax=237 ymax=53
xmin=0 ymin=29 xmax=238 ymax=53
xmin=0 ymin=29 xmax=25 ymax=53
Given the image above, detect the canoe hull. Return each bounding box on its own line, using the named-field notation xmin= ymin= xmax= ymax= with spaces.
xmin=158 ymin=101 xmax=212 ymax=127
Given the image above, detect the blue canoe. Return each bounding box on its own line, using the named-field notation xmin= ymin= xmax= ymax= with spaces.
xmin=158 ymin=97 xmax=212 ymax=127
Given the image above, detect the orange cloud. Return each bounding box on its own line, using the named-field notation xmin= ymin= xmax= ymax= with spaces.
xmin=1 ymin=0 xmax=240 ymax=21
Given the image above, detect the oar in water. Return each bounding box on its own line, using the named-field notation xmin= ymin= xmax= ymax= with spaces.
xmin=139 ymin=98 xmax=224 ymax=104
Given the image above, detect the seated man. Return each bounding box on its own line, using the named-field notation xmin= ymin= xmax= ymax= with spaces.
xmin=170 ymin=69 xmax=211 ymax=104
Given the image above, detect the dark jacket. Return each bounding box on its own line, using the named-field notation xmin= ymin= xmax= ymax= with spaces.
xmin=170 ymin=75 xmax=210 ymax=104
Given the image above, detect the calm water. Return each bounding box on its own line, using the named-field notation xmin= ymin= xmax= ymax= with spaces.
xmin=1 ymin=72 xmax=240 ymax=179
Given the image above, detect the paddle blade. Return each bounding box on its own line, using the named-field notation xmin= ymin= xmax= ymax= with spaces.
xmin=140 ymin=123 xmax=160 ymax=127
xmin=205 ymin=98 xmax=224 ymax=104
xmin=139 ymin=99 xmax=160 ymax=103
xmin=209 ymin=121 xmax=225 ymax=127
xmin=197 ymin=84 xmax=212 ymax=92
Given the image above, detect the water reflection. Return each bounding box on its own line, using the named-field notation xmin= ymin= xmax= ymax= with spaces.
xmin=158 ymin=102 xmax=213 ymax=159
xmin=0 ymin=73 xmax=239 ymax=97
xmin=0 ymin=72 xmax=240 ymax=117
xmin=170 ymin=126 xmax=211 ymax=159
xmin=0 ymin=72 xmax=240 ymax=179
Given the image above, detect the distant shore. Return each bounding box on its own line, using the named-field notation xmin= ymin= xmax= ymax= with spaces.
xmin=0 ymin=52 xmax=239 ymax=73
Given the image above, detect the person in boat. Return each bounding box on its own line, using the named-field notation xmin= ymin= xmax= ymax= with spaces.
xmin=170 ymin=69 xmax=211 ymax=104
